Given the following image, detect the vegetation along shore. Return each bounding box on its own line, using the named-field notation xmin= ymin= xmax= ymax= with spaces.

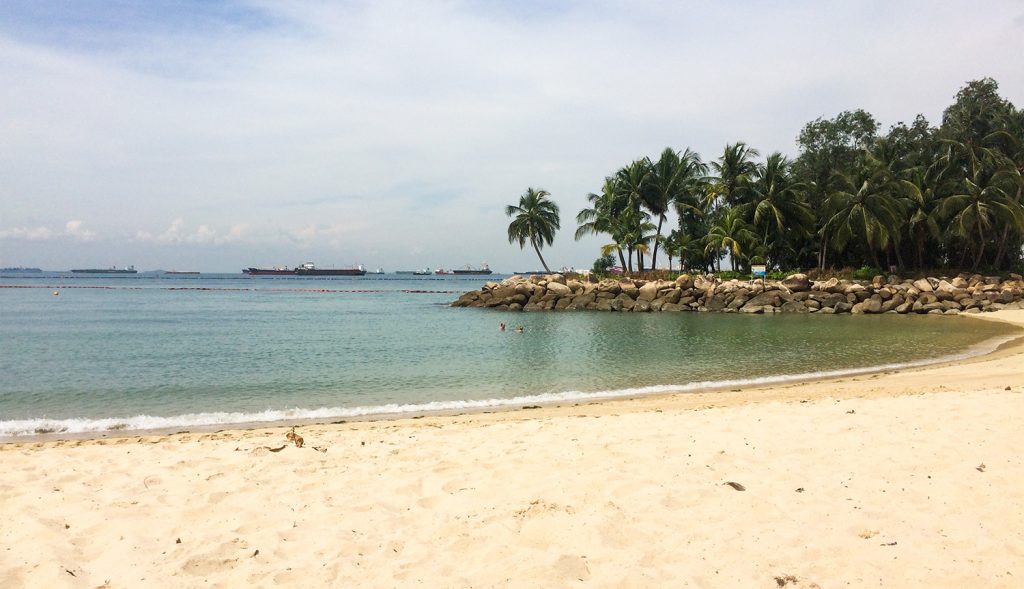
xmin=503 ymin=78 xmax=1024 ymax=278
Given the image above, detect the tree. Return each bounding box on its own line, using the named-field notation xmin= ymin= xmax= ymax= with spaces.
xmin=506 ymin=188 xmax=560 ymax=273
xmin=749 ymin=152 xmax=814 ymax=269
xmin=703 ymin=207 xmax=757 ymax=272
xmin=934 ymin=157 xmax=1024 ymax=270
xmin=646 ymin=147 xmax=705 ymax=269
xmin=614 ymin=160 xmax=655 ymax=271
xmin=711 ymin=142 xmax=760 ymax=207
xmin=822 ymin=157 xmax=908 ymax=270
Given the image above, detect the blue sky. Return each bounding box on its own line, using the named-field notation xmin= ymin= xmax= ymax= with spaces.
xmin=1 ymin=1 xmax=1022 ymax=272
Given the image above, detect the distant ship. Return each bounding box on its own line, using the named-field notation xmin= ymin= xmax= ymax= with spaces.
xmin=437 ymin=263 xmax=492 ymax=276
xmin=71 ymin=266 xmax=137 ymax=274
xmin=396 ymin=268 xmax=432 ymax=275
xmin=242 ymin=266 xmax=294 ymax=276
xmin=0 ymin=267 xmax=42 ymax=273
xmin=244 ymin=262 xmax=366 ymax=276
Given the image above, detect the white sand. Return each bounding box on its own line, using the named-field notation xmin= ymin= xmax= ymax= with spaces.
xmin=2 ymin=311 xmax=1023 ymax=588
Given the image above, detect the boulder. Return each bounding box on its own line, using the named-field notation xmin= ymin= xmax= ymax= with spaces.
xmin=912 ymin=278 xmax=934 ymax=292
xmin=861 ymin=296 xmax=883 ymax=314
xmin=781 ymin=273 xmax=811 ymax=292
xmin=833 ymin=301 xmax=853 ymax=313
xmin=780 ymin=301 xmax=809 ymax=313
xmin=545 ymin=282 xmax=572 ymax=297
xmin=637 ymin=281 xmax=661 ymax=302
xmin=674 ymin=274 xmax=694 ymax=289
xmin=742 ymin=290 xmax=784 ymax=309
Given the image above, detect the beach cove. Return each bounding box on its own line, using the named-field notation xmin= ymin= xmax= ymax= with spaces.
xmin=2 ymin=310 xmax=1022 ymax=588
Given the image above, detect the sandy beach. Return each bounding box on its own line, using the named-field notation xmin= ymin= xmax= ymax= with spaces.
xmin=2 ymin=312 xmax=1023 ymax=588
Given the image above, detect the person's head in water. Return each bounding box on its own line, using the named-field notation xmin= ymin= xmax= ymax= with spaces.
xmin=515 ymin=325 xmax=524 ymax=333
xmin=499 ymin=322 xmax=506 ymax=331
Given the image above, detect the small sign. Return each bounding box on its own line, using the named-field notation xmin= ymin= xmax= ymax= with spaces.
xmin=751 ymin=265 xmax=766 ymax=278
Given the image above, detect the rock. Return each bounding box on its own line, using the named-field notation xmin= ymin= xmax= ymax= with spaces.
xmin=706 ymin=294 xmax=729 ymax=311
xmin=633 ymin=300 xmax=652 ymax=312
xmin=620 ymin=282 xmax=639 ymax=299
xmin=861 ymin=296 xmax=883 ymax=313
xmin=615 ymin=293 xmax=636 ymax=311
xmin=833 ymin=301 xmax=853 ymax=313
xmin=599 ymin=281 xmax=621 ymax=296
xmin=674 ymin=274 xmax=694 ymax=289
xmin=781 ymin=273 xmax=811 ymax=292
xmin=637 ymin=281 xmax=661 ymax=302
xmin=912 ymin=278 xmax=934 ymax=292
xmin=742 ymin=290 xmax=784 ymax=309
xmin=780 ymin=301 xmax=809 ymax=313
xmin=546 ymin=282 xmax=571 ymax=297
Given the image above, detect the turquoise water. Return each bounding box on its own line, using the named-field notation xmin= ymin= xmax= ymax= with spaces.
xmin=0 ymin=273 xmax=1019 ymax=437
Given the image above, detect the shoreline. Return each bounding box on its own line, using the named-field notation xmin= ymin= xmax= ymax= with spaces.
xmin=2 ymin=312 xmax=1022 ymax=587
xmin=4 ymin=311 xmax=1024 ymax=446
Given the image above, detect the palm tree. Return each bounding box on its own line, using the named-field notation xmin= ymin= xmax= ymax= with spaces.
xmin=506 ymin=187 xmax=560 ymax=273
xmin=822 ymin=163 xmax=908 ymax=269
xmin=614 ymin=160 xmax=654 ymax=271
xmin=576 ymin=179 xmax=628 ymax=271
xmin=934 ymin=158 xmax=1023 ymax=270
xmin=703 ymin=207 xmax=757 ymax=271
xmin=749 ymin=152 xmax=814 ymax=269
xmin=646 ymin=147 xmax=706 ymax=269
xmin=711 ymin=142 xmax=760 ymax=207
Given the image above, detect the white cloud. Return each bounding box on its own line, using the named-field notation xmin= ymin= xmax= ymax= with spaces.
xmin=0 ymin=226 xmax=53 ymax=240
xmin=64 ymin=220 xmax=96 ymax=241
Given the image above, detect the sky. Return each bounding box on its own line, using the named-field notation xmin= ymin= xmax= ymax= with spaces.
xmin=1 ymin=1 xmax=1022 ymax=273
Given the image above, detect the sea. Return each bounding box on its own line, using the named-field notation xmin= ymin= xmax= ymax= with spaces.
xmin=1 ymin=272 xmax=1020 ymax=439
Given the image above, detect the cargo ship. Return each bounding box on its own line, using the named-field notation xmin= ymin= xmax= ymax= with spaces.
xmin=0 ymin=267 xmax=42 ymax=273
xmin=164 ymin=270 xmax=200 ymax=275
xmin=437 ymin=263 xmax=492 ymax=275
xmin=242 ymin=266 xmax=294 ymax=276
xmin=243 ymin=262 xmax=366 ymax=276
xmin=71 ymin=266 xmax=137 ymax=274
xmin=295 ymin=262 xmax=366 ymax=276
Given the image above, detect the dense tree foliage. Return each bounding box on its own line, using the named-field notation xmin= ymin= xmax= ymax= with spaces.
xmin=574 ymin=78 xmax=1024 ymax=274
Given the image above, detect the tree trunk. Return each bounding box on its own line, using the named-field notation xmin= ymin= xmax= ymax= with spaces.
xmin=972 ymin=220 xmax=986 ymax=271
xmin=994 ymin=186 xmax=1021 ymax=269
xmin=994 ymin=225 xmax=1010 ymax=269
xmin=532 ymin=240 xmax=550 ymax=273
xmin=651 ymin=214 xmax=665 ymax=269
xmin=617 ymin=249 xmax=627 ymax=273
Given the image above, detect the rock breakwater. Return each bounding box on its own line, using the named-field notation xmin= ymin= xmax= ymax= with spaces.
xmin=451 ymin=273 xmax=1024 ymax=315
